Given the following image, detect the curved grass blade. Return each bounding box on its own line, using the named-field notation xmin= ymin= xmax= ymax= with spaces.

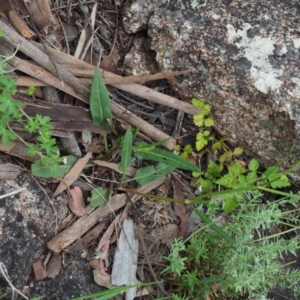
xmin=193 ymin=208 xmax=236 ymax=246
xmin=135 ymin=148 xmax=200 ymax=172
xmin=90 ymin=68 xmax=112 ymax=127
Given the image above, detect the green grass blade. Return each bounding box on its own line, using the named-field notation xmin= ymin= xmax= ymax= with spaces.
xmin=90 ymin=68 xmax=112 ymax=127
xmin=193 ymin=208 xmax=236 ymax=245
xmin=119 ymin=126 xmax=133 ymax=173
xmin=70 ymin=285 xmax=136 ymax=300
xmin=70 ymin=282 xmax=158 ymax=300
xmin=259 ymin=187 xmax=300 ymax=198
xmin=135 ymin=148 xmax=200 ymax=172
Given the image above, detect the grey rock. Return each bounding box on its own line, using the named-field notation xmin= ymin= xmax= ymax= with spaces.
xmin=123 ymin=0 xmax=300 ymax=180
xmin=0 ymin=171 xmax=100 ymax=299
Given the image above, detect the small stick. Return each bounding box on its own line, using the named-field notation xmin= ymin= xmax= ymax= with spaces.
xmin=0 ymin=262 xmax=29 ymax=300
xmin=0 ymin=187 xmax=26 ymax=199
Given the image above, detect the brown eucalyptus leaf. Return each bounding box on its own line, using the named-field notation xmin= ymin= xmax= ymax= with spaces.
xmin=69 ymin=186 xmax=87 ymax=217
xmin=54 ymin=152 xmax=92 ymax=197
xmin=33 ymin=260 xmax=47 ymax=280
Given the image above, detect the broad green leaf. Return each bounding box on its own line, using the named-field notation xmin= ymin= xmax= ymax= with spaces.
xmin=155 ymin=162 xmax=176 ymax=176
xmin=193 ymin=208 xmax=236 ymax=245
xmin=134 ymin=166 xmax=156 ymax=185
xmin=119 ymin=126 xmax=133 ymax=173
xmin=135 ymin=148 xmax=201 ymax=172
xmin=248 ymin=159 xmax=259 ymax=172
xmin=88 ymin=187 xmax=108 ymax=207
xmin=90 ymin=68 xmax=112 ymax=127
xmin=134 ymin=163 xmax=175 ymax=185
xmin=31 ymin=155 xmax=77 ymax=178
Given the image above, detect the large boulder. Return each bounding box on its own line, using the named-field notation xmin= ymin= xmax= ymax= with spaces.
xmin=123 ymin=0 xmax=300 ymax=180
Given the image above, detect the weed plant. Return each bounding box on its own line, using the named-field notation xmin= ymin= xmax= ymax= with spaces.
xmin=162 ymin=190 xmax=300 ymax=299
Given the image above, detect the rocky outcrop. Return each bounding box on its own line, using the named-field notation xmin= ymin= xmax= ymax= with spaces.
xmin=123 ymin=0 xmax=300 ymax=180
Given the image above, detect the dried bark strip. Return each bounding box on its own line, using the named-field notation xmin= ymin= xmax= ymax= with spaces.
xmin=0 ymin=140 xmax=40 ymax=162
xmin=8 ymin=9 xmax=35 ymax=38
xmin=47 ymin=178 xmax=165 ymax=253
xmin=0 ymin=20 xmax=89 ymax=98
xmin=17 ymin=69 xmax=193 ymax=85
xmin=31 ymin=41 xmax=200 ymax=116
xmin=26 ymin=0 xmax=58 ymax=33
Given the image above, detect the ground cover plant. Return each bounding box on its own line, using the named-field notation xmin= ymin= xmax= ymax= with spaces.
xmin=161 ymin=190 xmax=300 ymax=299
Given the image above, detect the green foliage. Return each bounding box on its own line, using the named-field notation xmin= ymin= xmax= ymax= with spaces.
xmin=90 ymin=67 xmax=112 ymax=128
xmin=192 ymin=98 xmax=214 ymax=151
xmin=118 ymin=125 xmax=133 ymax=174
xmin=163 ymin=191 xmax=300 ymax=299
xmin=0 ymin=51 xmax=59 ymax=167
xmin=161 ymin=239 xmax=187 ymax=276
xmin=32 ymin=155 xmax=77 ymax=178
xmin=133 ymin=163 xmax=175 ymax=185
xmin=134 ymin=145 xmax=201 ymax=173
xmin=27 ymin=85 xmax=36 ymax=96
xmin=87 ymin=186 xmax=109 ymax=207
xmin=179 ymin=99 xmax=294 ymax=213
xmin=70 ymin=283 xmax=144 ymax=300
